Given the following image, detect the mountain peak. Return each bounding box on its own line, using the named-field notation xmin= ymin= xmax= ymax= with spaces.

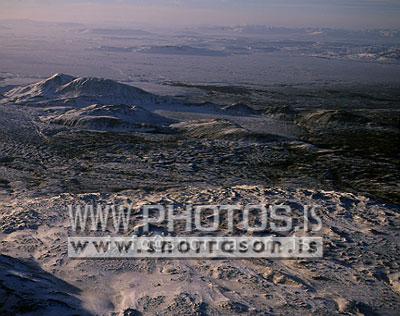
xmin=4 ymin=74 xmax=156 ymax=107
xmin=48 ymin=73 xmax=76 ymax=82
xmin=36 ymin=73 xmax=75 ymax=91
xmin=58 ymin=76 xmax=151 ymax=99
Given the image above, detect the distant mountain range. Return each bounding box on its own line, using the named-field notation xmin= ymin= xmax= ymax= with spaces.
xmin=211 ymin=25 xmax=400 ymax=39
xmin=2 ymin=74 xmax=263 ymax=134
xmin=2 ymin=74 xmax=261 ymax=117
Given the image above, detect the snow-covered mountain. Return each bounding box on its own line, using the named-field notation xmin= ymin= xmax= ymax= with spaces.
xmin=3 ymin=73 xmax=157 ymax=107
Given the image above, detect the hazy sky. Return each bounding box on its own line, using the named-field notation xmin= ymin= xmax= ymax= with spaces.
xmin=1 ymin=0 xmax=400 ymax=28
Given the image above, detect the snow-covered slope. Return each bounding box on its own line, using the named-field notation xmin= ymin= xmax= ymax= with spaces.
xmin=46 ymin=103 xmax=175 ymax=132
xmin=4 ymin=74 xmax=76 ymax=102
xmin=172 ymin=118 xmax=287 ymax=141
xmin=171 ymin=119 xmax=247 ymax=139
xmin=171 ymin=118 xmax=260 ymax=141
xmin=0 ymin=255 xmax=90 ymax=315
xmin=4 ymin=73 xmax=157 ymax=107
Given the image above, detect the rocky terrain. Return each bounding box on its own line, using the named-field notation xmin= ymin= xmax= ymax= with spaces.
xmin=0 ymin=75 xmax=399 ymax=315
